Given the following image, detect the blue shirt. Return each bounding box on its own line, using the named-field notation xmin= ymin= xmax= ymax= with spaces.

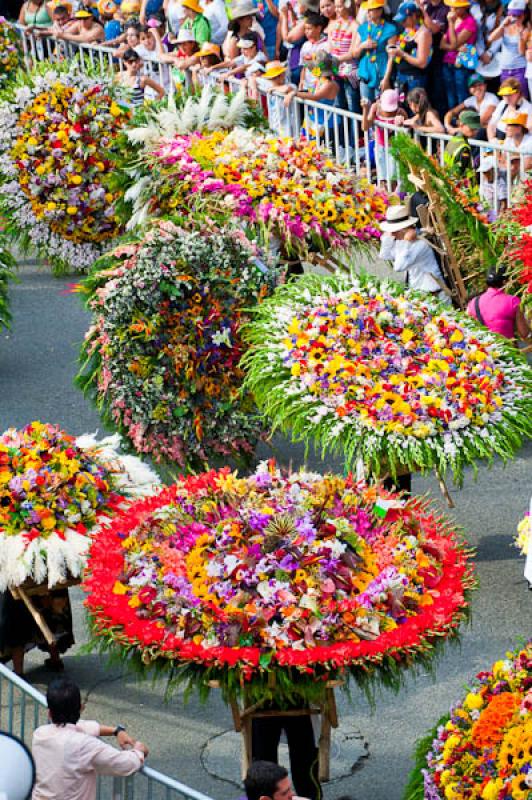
xmin=358 ymin=19 xmax=397 ymax=88
xmin=257 ymin=0 xmax=278 ymax=58
xmin=104 ymin=19 xmax=122 ymax=39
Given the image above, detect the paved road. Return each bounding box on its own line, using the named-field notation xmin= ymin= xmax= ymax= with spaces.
xmin=0 ymin=267 xmax=530 ymax=800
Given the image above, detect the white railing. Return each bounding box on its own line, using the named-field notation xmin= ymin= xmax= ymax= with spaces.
xmin=0 ymin=661 xmax=215 ymax=800
xmin=10 ymin=21 xmax=528 ymax=216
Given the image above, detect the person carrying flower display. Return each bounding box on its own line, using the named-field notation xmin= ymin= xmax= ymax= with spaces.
xmin=467 ymin=266 xmax=531 ymax=340
xmin=379 ymin=204 xmax=449 ymax=300
xmin=351 ymin=0 xmax=396 ymax=103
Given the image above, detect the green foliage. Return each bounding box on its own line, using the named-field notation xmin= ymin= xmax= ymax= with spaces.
xmin=390 ymin=133 xmax=503 ymax=296
xmin=403 ymin=715 xmax=450 ymax=800
xmin=0 ymin=239 xmax=17 ymax=330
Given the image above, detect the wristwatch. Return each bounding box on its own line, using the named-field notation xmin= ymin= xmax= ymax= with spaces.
xmin=113 ymin=725 xmax=126 ymax=737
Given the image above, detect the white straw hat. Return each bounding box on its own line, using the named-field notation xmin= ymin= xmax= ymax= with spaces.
xmin=380 ymin=204 xmax=418 ymax=233
xmin=230 ymin=0 xmax=258 ymax=18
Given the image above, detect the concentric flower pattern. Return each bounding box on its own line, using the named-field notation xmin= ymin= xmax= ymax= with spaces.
xmin=85 ymin=462 xmax=474 ymax=702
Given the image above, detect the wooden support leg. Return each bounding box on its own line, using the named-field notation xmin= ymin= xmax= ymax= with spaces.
xmin=10 ymin=587 xmax=55 ymax=647
xmin=241 ymin=714 xmax=253 ymax=782
xmin=318 ymin=705 xmax=331 ymax=782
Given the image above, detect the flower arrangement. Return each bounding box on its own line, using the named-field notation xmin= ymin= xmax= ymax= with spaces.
xmin=516 ymin=512 xmax=530 ymax=556
xmin=404 ymin=642 xmax=532 ymax=800
xmin=0 ymin=240 xmax=16 ymax=329
xmin=242 ymin=273 xmax=532 ymax=483
xmin=0 ymin=421 xmax=159 ymax=590
xmin=503 ymin=181 xmax=532 ymax=309
xmin=84 ymin=461 xmax=475 ymax=705
xmin=0 ymin=63 xmax=131 ymax=274
xmin=0 ymin=18 xmax=21 ymax=84
xmin=120 ymin=96 xmax=387 ymax=260
xmin=76 ymin=219 xmax=277 ymax=470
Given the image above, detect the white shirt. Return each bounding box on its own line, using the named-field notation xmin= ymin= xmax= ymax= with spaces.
xmin=464 ymin=91 xmax=498 ymax=116
xmin=380 ymin=234 xmax=444 ymax=293
xmin=491 ymin=97 xmax=532 ymax=135
xmin=202 ymin=0 xmax=228 ymax=45
xmin=32 ymin=721 xmax=144 ymax=800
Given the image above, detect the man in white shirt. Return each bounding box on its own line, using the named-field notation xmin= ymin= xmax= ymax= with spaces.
xmin=32 ymin=677 xmax=148 ymax=800
xmin=379 ymin=205 xmax=449 ymax=300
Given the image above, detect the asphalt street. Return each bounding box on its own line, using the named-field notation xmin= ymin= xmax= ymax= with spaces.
xmin=0 ymin=266 xmax=530 ymax=800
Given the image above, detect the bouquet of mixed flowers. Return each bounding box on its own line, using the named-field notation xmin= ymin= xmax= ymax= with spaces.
xmin=0 ymin=240 xmax=16 ymax=329
xmin=76 ymin=219 xmax=277 ymax=470
xmin=0 ymin=421 xmax=159 ymax=590
xmin=405 ymin=642 xmax=532 ymax=800
xmin=0 ymin=63 xmax=131 ymax=274
xmin=501 ymin=181 xmax=532 ymax=310
xmin=242 ymin=274 xmax=532 ymax=484
xmin=0 ymin=18 xmax=21 ymax=84
xmin=84 ymin=461 xmax=475 ymax=705
xmin=121 ymin=101 xmax=387 ymax=260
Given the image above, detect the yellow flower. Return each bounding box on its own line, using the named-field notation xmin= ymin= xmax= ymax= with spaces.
xmin=109 ymin=102 xmax=122 ymax=118
xmin=70 ymin=175 xmax=82 ymax=185
xmin=481 ymin=780 xmax=503 ymax=800
xmin=67 ymin=206 xmax=77 ymax=215
xmin=463 ymin=692 xmax=483 ymax=711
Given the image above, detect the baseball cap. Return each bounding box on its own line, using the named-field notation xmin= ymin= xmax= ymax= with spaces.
xmin=468 ymin=72 xmax=485 ymax=88
xmin=459 ymin=109 xmax=481 ymax=128
xmin=393 ymin=1 xmax=418 ymax=22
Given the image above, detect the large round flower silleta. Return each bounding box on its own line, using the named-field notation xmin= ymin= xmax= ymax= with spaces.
xmin=77 ymin=219 xmax=277 ymax=470
xmin=242 ymin=274 xmax=532 ymax=484
xmin=0 ymin=421 xmax=159 ymax=590
xmin=85 ymin=462 xmax=475 ymax=705
xmin=406 ymin=642 xmax=532 ymax=800
xmin=0 ymin=64 xmax=131 ymax=273
xmin=0 ymin=19 xmax=21 ymax=84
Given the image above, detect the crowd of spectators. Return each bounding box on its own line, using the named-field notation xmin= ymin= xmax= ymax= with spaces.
xmin=11 ymin=0 xmax=532 ymax=198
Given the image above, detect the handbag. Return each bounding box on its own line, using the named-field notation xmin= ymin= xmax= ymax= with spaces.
xmin=455 ymin=44 xmax=479 ymax=71
xmin=474 ymin=295 xmax=486 ymax=326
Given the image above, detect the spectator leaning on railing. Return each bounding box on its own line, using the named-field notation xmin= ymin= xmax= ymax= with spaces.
xmin=32 ymin=677 xmax=148 ymax=800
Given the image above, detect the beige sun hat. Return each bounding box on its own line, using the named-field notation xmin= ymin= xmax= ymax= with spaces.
xmin=380 ymin=204 xmax=418 ymax=233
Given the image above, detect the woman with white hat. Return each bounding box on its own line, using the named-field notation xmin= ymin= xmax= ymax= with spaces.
xmin=222 ymin=0 xmax=265 ymax=59
xmin=379 ymin=204 xmax=449 ymax=300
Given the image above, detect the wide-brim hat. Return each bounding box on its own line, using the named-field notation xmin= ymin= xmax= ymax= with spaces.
xmin=176 ymin=27 xmax=197 ymax=42
xmin=182 ymin=0 xmax=204 ymax=14
xmin=477 ymin=156 xmax=495 ymax=172
xmin=380 ymin=205 xmax=418 ymax=232
xmin=503 ymin=111 xmax=528 ymax=126
xmin=264 ymin=60 xmax=287 ymax=78
xmin=362 ymin=0 xmax=385 ymax=9
xmin=75 ymin=9 xmax=93 ymax=18
xmin=197 ymin=42 xmax=221 ymax=57
xmin=444 ymin=0 xmax=470 ymax=7
xmin=230 ymin=0 xmax=258 ymax=19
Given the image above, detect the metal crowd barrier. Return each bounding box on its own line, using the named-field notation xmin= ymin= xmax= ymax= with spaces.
xmin=0 ymin=661 xmax=215 ymax=800
xmin=10 ymin=21 xmax=528 ymax=216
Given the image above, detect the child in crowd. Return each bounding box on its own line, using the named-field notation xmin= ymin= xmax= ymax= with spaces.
xmin=153 ymin=26 xmax=199 ymax=90
xmin=212 ymin=30 xmax=267 ymax=83
xmin=261 ymin=59 xmax=295 ymax=134
xmin=112 ymin=21 xmax=141 ymax=56
xmin=283 ymin=49 xmax=339 ymax=142
xmin=118 ymin=47 xmax=165 ymax=103
xmin=477 ymin=154 xmax=507 ymax=210
xmin=403 ymin=86 xmax=444 ymax=133
xmin=361 ymin=89 xmax=406 ymax=187
xmin=298 ymin=11 xmax=327 ymax=90
xmin=34 ymin=2 xmax=73 ymax=36
xmin=191 ymin=41 xmax=222 ymax=85
xmin=180 ymin=0 xmax=211 ymax=45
